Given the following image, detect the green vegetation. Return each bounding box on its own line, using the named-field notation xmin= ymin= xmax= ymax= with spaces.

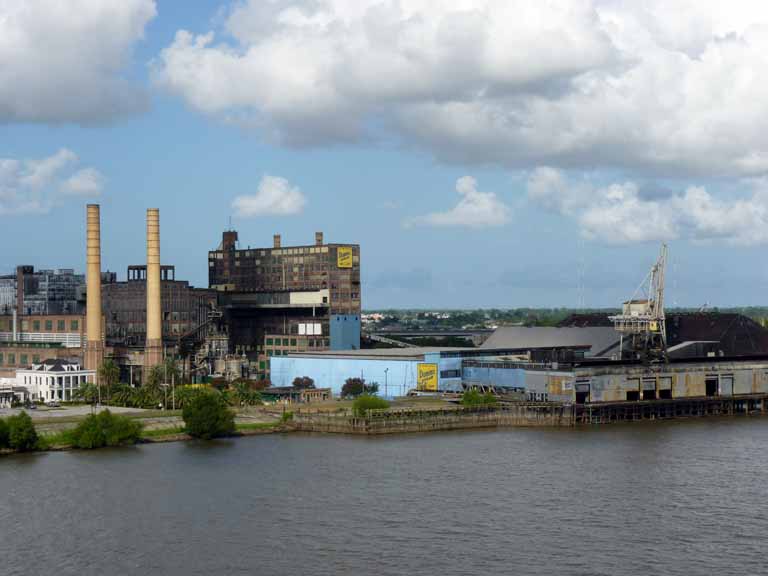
xmin=182 ymin=390 xmax=235 ymax=439
xmin=141 ymin=426 xmax=186 ymax=439
xmin=280 ymin=411 xmax=294 ymax=423
xmin=68 ymin=410 xmax=143 ymax=449
xmin=7 ymin=412 xmax=38 ymax=452
xmin=352 ymin=394 xmax=390 ymax=416
xmin=341 ymin=378 xmax=379 ymax=398
xmin=226 ymin=380 xmax=263 ymax=407
xmin=0 ymin=418 xmax=8 ymax=449
xmin=461 ymin=389 xmax=498 ymax=407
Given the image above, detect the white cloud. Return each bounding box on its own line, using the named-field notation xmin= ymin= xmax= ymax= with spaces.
xmin=0 ymin=149 xmax=105 ymax=215
xmin=232 ymin=175 xmax=307 ymax=217
xmin=155 ymin=1 xmax=768 ymax=177
xmin=60 ymin=168 xmax=105 ymax=196
xmin=407 ymin=176 xmax=509 ymax=228
xmin=528 ymin=167 xmax=768 ymax=245
xmin=0 ymin=0 xmax=156 ymax=123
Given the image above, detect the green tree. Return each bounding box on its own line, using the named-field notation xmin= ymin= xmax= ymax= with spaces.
xmin=98 ymin=359 xmax=120 ymax=403
xmin=341 ymin=378 xmax=379 ymax=398
xmin=75 ymin=382 xmax=100 ymax=404
xmin=7 ymin=412 xmax=38 ymax=451
xmin=292 ymin=376 xmax=315 ymax=390
xmin=182 ymin=390 xmax=235 ymax=439
xmin=0 ymin=418 xmax=9 ymax=449
xmin=230 ymin=381 xmax=262 ymax=407
xmin=352 ymin=394 xmax=390 ymax=416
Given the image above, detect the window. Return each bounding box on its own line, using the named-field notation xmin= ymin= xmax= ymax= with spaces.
xmin=57 ymin=320 xmax=65 ymax=331
xmin=71 ymin=320 xmax=79 ymax=331
xmin=290 ymin=339 xmax=297 ymax=347
xmin=45 ymin=320 xmax=53 ymax=331
xmin=33 ymin=320 xmax=41 ymax=331
xmin=0 ymin=353 xmax=3 ymax=365
xmin=259 ymin=361 xmax=266 ymax=370
xmin=32 ymin=355 xmax=40 ymax=364
xmin=8 ymin=354 xmax=15 ymax=366
xmin=20 ymin=354 xmax=27 ymax=366
xmin=282 ymin=338 xmax=289 ymax=346
xmin=266 ymin=338 xmax=273 ymax=346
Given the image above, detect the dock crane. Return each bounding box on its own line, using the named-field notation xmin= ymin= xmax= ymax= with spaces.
xmin=609 ymin=244 xmax=669 ymax=363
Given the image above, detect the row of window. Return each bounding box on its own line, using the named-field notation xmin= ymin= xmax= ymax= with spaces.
xmin=0 ymin=353 xmax=41 ymax=366
xmin=0 ymin=319 xmax=79 ymax=332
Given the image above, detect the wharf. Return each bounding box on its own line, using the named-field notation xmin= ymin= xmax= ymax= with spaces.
xmin=292 ymin=394 xmax=768 ymax=434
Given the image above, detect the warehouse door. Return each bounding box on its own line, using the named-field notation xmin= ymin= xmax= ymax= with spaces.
xmin=705 ymin=376 xmax=719 ymax=397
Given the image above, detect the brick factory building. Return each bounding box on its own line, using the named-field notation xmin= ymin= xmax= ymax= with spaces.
xmin=208 ymin=230 xmax=361 ymax=380
xmin=102 ymin=265 xmax=217 ymax=348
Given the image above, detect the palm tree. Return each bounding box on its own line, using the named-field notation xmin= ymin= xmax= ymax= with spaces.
xmin=98 ymin=359 xmax=120 ymax=404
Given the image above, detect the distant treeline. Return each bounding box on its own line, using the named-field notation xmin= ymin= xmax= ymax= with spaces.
xmin=365 ymin=307 xmax=768 ymax=328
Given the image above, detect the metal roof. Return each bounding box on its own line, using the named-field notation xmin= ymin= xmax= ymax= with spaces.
xmin=481 ymin=326 xmax=621 ymax=357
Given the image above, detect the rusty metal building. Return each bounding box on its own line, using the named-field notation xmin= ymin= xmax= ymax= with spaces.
xmin=208 ymin=230 xmax=361 ymax=380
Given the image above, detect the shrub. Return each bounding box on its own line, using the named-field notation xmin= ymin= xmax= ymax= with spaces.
xmin=182 ymin=390 xmax=235 ymax=439
xmin=0 ymin=418 xmax=8 ymax=449
xmin=7 ymin=412 xmax=38 ymax=452
xmin=69 ymin=410 xmax=143 ymax=449
xmin=461 ymin=390 xmax=498 ymax=407
xmin=353 ymin=394 xmax=390 ymax=416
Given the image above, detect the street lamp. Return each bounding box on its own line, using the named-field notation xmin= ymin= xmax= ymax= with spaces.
xmin=384 ymin=368 xmax=389 ymax=399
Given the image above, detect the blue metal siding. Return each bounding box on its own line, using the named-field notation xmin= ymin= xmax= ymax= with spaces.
xmin=270 ymin=356 xmax=420 ymax=398
xmin=329 ymin=314 xmax=361 ymax=350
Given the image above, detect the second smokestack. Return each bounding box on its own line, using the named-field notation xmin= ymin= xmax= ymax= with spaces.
xmin=144 ymin=208 xmax=163 ymax=372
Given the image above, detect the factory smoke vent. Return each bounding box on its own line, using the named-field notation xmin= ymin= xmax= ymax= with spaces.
xmin=84 ymin=204 xmax=104 ymax=378
xmin=144 ymin=208 xmax=164 ymax=372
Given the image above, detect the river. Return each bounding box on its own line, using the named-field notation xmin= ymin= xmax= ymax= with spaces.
xmin=2 ymin=419 xmax=767 ymax=576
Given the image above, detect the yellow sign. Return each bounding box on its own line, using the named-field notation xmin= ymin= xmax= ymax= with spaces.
xmin=650 ymin=321 xmax=659 ymax=332
xmin=417 ymin=363 xmax=438 ymax=391
xmin=337 ymin=246 xmax=353 ymax=268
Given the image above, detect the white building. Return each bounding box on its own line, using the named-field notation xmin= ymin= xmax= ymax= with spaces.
xmin=16 ymin=360 xmax=95 ymax=403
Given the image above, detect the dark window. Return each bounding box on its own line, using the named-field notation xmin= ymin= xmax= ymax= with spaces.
xmin=20 ymin=354 xmax=27 ymax=366
xmin=71 ymin=320 xmax=79 ymax=331
xmin=45 ymin=320 xmax=53 ymax=331
xmin=57 ymin=320 xmax=65 ymax=331
xmin=33 ymin=320 xmax=41 ymax=331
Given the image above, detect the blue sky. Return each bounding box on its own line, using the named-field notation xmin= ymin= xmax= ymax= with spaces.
xmin=3 ymin=1 xmax=768 ymax=309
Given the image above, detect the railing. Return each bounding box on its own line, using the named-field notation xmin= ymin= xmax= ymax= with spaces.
xmin=0 ymin=332 xmax=81 ymax=348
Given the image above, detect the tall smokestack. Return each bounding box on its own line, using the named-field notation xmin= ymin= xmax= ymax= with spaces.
xmin=315 ymin=232 xmax=323 ymax=246
xmin=84 ymin=204 xmax=104 ymax=376
xmin=273 ymin=234 xmax=281 ymax=249
xmin=144 ymin=208 xmax=163 ymax=373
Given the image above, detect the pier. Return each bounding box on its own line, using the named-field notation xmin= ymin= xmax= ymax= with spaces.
xmin=292 ymin=394 xmax=768 ymax=434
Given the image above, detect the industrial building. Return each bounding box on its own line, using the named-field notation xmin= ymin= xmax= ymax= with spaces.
xmin=269 ymin=345 xmax=587 ymax=398
xmin=0 ymin=266 xmax=90 ymax=316
xmin=209 ymin=230 xmax=362 ymax=380
xmin=102 ymin=265 xmax=217 ymax=347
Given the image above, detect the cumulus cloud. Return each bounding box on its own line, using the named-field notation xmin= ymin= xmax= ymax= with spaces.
xmin=528 ymin=167 xmax=768 ymax=245
xmin=0 ymin=0 xmax=156 ymax=123
xmin=154 ymin=0 xmax=768 ymax=177
xmin=60 ymin=168 xmax=105 ymax=196
xmin=406 ymin=176 xmax=509 ymax=228
xmin=232 ymin=175 xmax=307 ymax=217
xmin=0 ymin=149 xmax=105 ymax=215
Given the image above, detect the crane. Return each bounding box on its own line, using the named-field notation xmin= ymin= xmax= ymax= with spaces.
xmin=609 ymin=244 xmax=668 ymax=363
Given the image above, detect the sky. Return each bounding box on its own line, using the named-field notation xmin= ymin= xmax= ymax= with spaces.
xmin=2 ymin=0 xmax=768 ymax=309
